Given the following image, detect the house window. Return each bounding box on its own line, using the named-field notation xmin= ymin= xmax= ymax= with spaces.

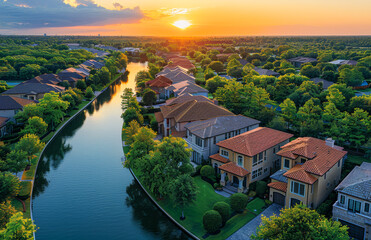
xmin=324 ymin=173 xmax=327 ymax=180
xmin=348 ymin=199 xmax=361 ymax=213
xmin=252 ymin=168 xmax=262 ymax=179
xmin=340 ymin=195 xmax=345 ymax=204
xmin=253 ymin=155 xmax=257 ymax=166
xmin=224 ymin=133 xmax=228 ymax=139
xmin=264 ymin=151 xmax=267 ymax=161
xmin=195 ymin=137 xmax=202 ymax=147
xmin=237 ymin=156 xmax=243 ymax=167
xmin=338 ymin=160 xmax=340 ymax=167
xmin=364 ymin=203 xmax=369 ymax=213
xmin=284 ymin=159 xmax=290 ymax=169
xmin=291 ymin=181 xmax=305 ymax=197
xmin=264 ymin=168 xmax=268 ymax=173
xmin=213 ymin=137 xmax=216 ymax=144
xmin=221 ymin=149 xmax=229 ymax=158
xmin=273 ymin=148 xmax=276 ymax=154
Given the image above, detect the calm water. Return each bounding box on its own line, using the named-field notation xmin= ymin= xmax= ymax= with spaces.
xmin=5 ymin=80 xmax=22 ymax=86
xmin=32 ymin=62 xmax=190 ymax=240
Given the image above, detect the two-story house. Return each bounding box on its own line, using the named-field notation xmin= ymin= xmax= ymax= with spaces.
xmin=145 ymin=75 xmax=172 ymax=100
xmin=155 ymin=98 xmax=234 ymax=137
xmin=333 ymin=162 xmax=371 ymax=240
xmin=184 ymin=115 xmax=260 ymax=164
xmin=268 ymin=137 xmax=347 ymax=209
xmin=211 ymin=127 xmax=293 ymax=193
xmin=0 ymin=96 xmax=37 ymax=118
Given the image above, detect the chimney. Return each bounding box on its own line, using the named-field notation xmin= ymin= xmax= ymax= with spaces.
xmin=325 ymin=138 xmax=335 ymax=148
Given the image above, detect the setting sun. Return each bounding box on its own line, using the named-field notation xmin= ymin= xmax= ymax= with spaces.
xmin=172 ymin=20 xmax=192 ymax=30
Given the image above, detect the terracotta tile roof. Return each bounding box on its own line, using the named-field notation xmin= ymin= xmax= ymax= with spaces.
xmin=283 ymin=164 xmax=318 ymax=185
xmin=146 ymin=76 xmax=172 ymax=88
xmin=277 ymin=137 xmax=347 ymax=176
xmin=268 ymin=182 xmax=287 ymax=193
xmin=154 ymin=112 xmax=164 ymax=123
xmin=165 ymin=93 xmax=212 ymax=106
xmin=170 ymin=127 xmax=187 ymax=138
xmin=210 ymin=153 xmax=229 ymax=163
xmin=217 ymin=127 xmax=293 ymax=157
xmin=219 ymin=162 xmax=249 ymax=177
xmin=160 ymin=100 xmax=233 ymax=123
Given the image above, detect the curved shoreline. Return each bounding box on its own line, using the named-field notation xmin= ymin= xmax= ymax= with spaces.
xmin=128 ymin=168 xmax=199 ymax=240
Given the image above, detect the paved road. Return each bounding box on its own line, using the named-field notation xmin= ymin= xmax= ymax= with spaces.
xmin=227 ymin=203 xmax=282 ymax=240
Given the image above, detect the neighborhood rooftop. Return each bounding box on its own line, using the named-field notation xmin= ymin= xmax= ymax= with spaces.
xmin=217 ymin=127 xmax=293 ymax=157
xmin=0 ymin=96 xmax=37 ymax=110
xmin=184 ymin=115 xmax=260 ymax=138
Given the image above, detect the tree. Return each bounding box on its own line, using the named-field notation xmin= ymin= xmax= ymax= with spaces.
xmin=204 ymin=68 xmax=216 ymax=80
xmin=203 ymin=210 xmax=222 ymax=234
xmin=0 ymin=172 xmax=20 ymax=203
xmin=341 ymin=108 xmax=371 ymax=150
xmin=142 ymin=88 xmax=157 ymax=106
xmin=122 ymin=107 xmax=144 ymax=126
xmin=252 ymin=204 xmax=349 ymax=240
xmin=76 ymin=79 xmax=87 ymax=91
xmin=226 ymin=58 xmax=243 ymax=78
xmin=19 ymin=64 xmax=41 ymax=80
xmin=230 ymin=193 xmax=248 ymax=213
xmin=0 ymin=201 xmax=16 ymax=229
xmin=0 ymin=212 xmax=37 ymax=240
xmin=207 ymin=61 xmax=224 ymax=73
xmin=61 ymin=93 xmax=75 ymax=110
xmin=213 ymin=202 xmax=230 ymax=226
xmin=123 ymin=120 xmax=140 ymax=145
xmin=297 ymin=98 xmax=323 ymax=137
xmin=326 ymin=87 xmax=346 ymax=111
xmin=85 ymin=86 xmax=94 ymax=99
xmin=38 ymin=92 xmax=69 ymax=129
xmin=21 ymin=116 xmax=47 ymax=137
xmin=280 ymin=98 xmax=297 ymax=130
xmin=15 ymin=134 xmax=45 ymax=165
xmin=205 ymin=76 xmax=228 ymax=93
xmin=97 ymin=66 xmax=111 ymax=85
xmin=171 ymin=174 xmax=197 ymax=220
xmin=339 ymin=68 xmax=363 ymax=87
xmin=14 ymin=103 xmax=43 ymax=124
xmin=2 ymin=150 xmax=28 ymax=174
xmin=268 ymin=116 xmax=286 ymax=131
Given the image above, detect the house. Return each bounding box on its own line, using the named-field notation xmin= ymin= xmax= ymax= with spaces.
xmin=1 ymin=82 xmax=65 ymax=100
xmin=268 ymin=137 xmax=347 ymax=209
xmin=156 ymin=66 xmax=189 ymax=77
xmin=155 ymin=99 xmax=234 ymax=137
xmin=288 ymin=56 xmax=317 ymax=68
xmin=165 ymin=81 xmax=208 ymax=98
xmin=332 ymin=162 xmax=371 ymax=240
xmin=184 ymin=115 xmax=260 ymax=164
xmin=0 ymin=117 xmax=11 ymax=138
xmin=211 ymin=127 xmax=293 ymax=193
xmin=79 ymin=59 xmax=105 ymax=70
xmin=329 ymin=59 xmax=358 ymax=66
xmin=167 ymin=57 xmax=195 ymax=70
xmin=61 ymin=67 xmax=90 ymax=77
xmin=145 ymin=76 xmax=172 ymax=100
xmin=310 ymin=77 xmax=334 ymax=90
xmin=0 ymin=96 xmax=37 ymax=118
xmin=165 ymin=93 xmax=213 ymax=106
xmin=27 ymin=74 xmax=61 ymax=85
xmin=159 ymin=68 xmax=195 ymax=84
xmin=254 ymin=67 xmax=280 ymax=77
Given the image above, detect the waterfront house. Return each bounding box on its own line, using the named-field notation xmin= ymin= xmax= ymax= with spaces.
xmin=1 ymin=82 xmax=64 ymax=100
xmin=211 ymin=127 xmax=293 ymax=193
xmin=268 ymin=137 xmax=347 ymax=209
xmin=164 ymin=81 xmax=208 ymax=98
xmin=333 ymin=162 xmax=371 ymax=240
xmin=184 ymin=115 xmax=260 ymax=164
xmin=155 ymin=99 xmax=233 ymax=137
xmin=145 ymin=75 xmax=173 ymax=100
xmin=288 ymin=56 xmax=317 ymax=68
xmin=0 ymin=96 xmax=37 ymax=118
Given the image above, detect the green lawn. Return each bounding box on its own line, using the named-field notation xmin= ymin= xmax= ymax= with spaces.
xmin=18 ymin=181 xmax=32 ymax=196
xmin=133 ymin=169 xmax=266 ymax=239
xmin=347 ymin=154 xmax=371 ymax=165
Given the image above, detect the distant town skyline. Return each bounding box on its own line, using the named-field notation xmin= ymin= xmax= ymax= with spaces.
xmin=1 ymin=0 xmax=371 ymax=36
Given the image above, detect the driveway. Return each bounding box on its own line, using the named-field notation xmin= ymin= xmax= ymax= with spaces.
xmin=227 ymin=203 xmax=282 ymax=240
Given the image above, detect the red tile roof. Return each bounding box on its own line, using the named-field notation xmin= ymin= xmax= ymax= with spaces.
xmin=277 ymin=137 xmax=347 ymax=176
xmin=154 ymin=112 xmax=164 ymax=123
xmin=219 ymin=162 xmax=249 ymax=177
xmin=170 ymin=127 xmax=187 ymax=138
xmin=217 ymin=127 xmax=293 ymax=157
xmin=146 ymin=76 xmax=172 ymax=88
xmin=0 ymin=117 xmax=10 ymax=127
xmin=210 ymin=153 xmax=229 ymax=163
xmin=283 ymin=164 xmax=318 ymax=185
xmin=268 ymin=182 xmax=287 ymax=193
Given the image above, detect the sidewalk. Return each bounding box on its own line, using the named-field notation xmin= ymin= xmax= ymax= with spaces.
xmin=227 ymin=203 xmax=282 ymax=240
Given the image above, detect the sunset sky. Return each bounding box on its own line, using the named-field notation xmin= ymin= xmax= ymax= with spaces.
xmin=1 ymin=0 xmax=371 ymax=36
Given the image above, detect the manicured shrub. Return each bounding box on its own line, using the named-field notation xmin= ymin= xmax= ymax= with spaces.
xmin=203 ymin=210 xmax=222 ymax=233
xmin=213 ymin=202 xmax=231 ymax=226
xmin=150 ymin=118 xmax=158 ymax=132
xmin=85 ymin=86 xmax=94 ymax=99
xmin=193 ymin=165 xmax=203 ymax=176
xmin=200 ymin=165 xmax=215 ymax=180
xmin=256 ymin=181 xmax=267 ymax=198
xmin=249 ymin=181 xmax=257 ymax=191
xmin=230 ymin=193 xmax=248 ymax=213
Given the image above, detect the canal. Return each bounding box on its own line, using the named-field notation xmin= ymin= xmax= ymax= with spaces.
xmin=32 ymin=62 xmax=190 ymax=240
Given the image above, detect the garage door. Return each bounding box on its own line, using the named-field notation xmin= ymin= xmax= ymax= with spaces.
xmin=339 ymin=219 xmax=365 ymax=240
xmin=273 ymin=192 xmax=285 ymax=206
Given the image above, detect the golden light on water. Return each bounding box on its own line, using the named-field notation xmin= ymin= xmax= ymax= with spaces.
xmin=172 ymin=20 xmax=192 ymax=30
